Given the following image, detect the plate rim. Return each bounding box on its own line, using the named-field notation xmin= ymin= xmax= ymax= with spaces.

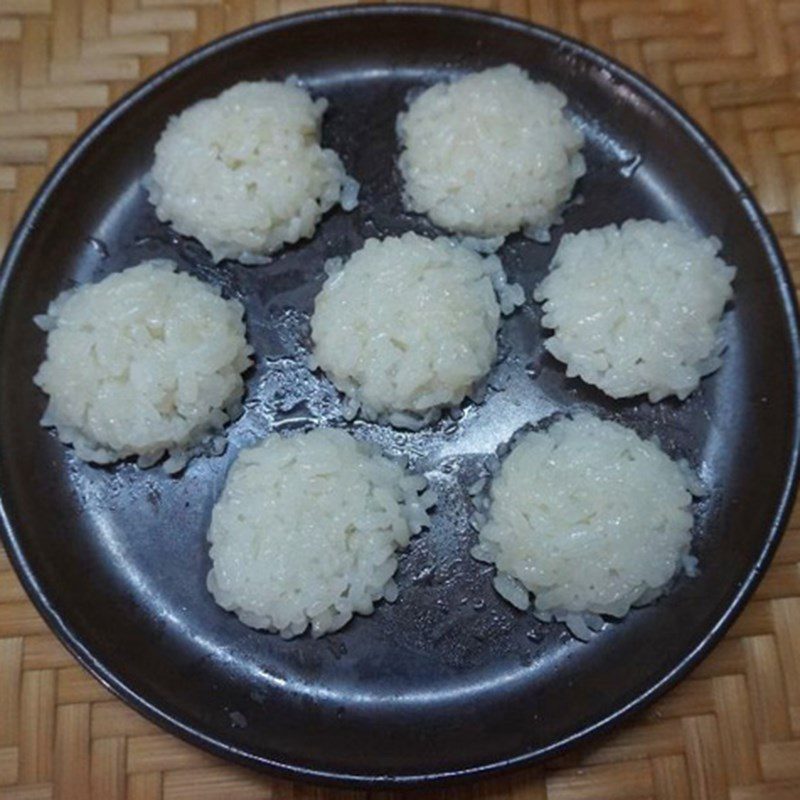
xmin=1 ymin=2 xmax=800 ymax=787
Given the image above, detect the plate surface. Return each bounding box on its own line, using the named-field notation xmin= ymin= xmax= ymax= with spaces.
xmin=1 ymin=4 xmax=799 ymax=786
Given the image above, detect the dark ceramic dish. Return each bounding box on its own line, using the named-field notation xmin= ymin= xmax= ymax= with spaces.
xmin=1 ymin=3 xmax=798 ymax=787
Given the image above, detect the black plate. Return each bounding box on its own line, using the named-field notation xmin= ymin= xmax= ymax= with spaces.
xmin=1 ymin=4 xmax=799 ymax=787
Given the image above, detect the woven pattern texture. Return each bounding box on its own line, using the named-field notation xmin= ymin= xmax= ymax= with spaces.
xmin=1 ymin=0 xmax=800 ymax=798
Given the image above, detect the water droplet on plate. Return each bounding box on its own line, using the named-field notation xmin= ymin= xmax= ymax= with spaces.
xmin=620 ymin=154 xmax=642 ymax=178
xmin=86 ymin=237 xmax=109 ymax=258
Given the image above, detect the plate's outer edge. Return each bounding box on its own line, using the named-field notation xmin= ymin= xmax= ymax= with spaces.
xmin=1 ymin=3 xmax=799 ymax=787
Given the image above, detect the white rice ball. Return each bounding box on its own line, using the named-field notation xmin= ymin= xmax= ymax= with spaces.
xmin=474 ymin=414 xmax=702 ymax=636
xmin=34 ymin=260 xmax=252 ymax=471
xmin=535 ymin=219 xmax=736 ymax=402
xmin=148 ymin=80 xmax=358 ymax=263
xmin=207 ymin=428 xmax=434 ymax=638
xmin=310 ymin=232 xmax=523 ymax=427
xmin=397 ymin=65 xmax=585 ymax=238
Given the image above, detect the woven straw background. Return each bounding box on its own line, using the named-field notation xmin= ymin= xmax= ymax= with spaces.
xmin=1 ymin=0 xmax=800 ymax=798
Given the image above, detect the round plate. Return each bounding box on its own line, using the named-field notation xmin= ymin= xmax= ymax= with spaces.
xmin=1 ymin=3 xmax=799 ymax=787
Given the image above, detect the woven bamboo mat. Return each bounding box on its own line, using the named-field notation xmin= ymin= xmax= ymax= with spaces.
xmin=1 ymin=0 xmax=800 ymax=798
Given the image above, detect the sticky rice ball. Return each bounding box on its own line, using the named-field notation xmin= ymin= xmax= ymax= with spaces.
xmin=535 ymin=219 xmax=736 ymax=402
xmin=207 ymin=428 xmax=434 ymax=638
xmin=397 ymin=65 xmax=585 ymax=238
xmin=148 ymin=80 xmax=358 ymax=263
xmin=33 ymin=260 xmax=252 ymax=472
xmin=473 ymin=414 xmax=702 ymax=638
xmin=310 ymin=232 xmax=523 ymax=428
